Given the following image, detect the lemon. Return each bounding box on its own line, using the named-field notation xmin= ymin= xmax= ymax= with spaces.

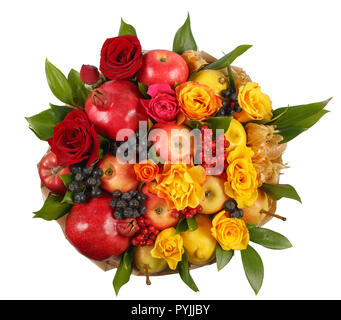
xmin=225 ymin=118 xmax=247 ymax=152
xmin=182 ymin=215 xmax=217 ymax=264
xmin=190 ymin=69 xmax=228 ymax=97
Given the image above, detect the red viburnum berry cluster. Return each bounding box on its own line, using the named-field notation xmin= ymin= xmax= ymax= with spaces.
xmin=171 ymin=205 xmax=203 ymax=219
xmin=131 ymin=217 xmax=160 ymax=247
xmin=198 ymin=125 xmax=230 ymax=175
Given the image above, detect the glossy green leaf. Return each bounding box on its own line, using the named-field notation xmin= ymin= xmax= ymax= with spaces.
xmin=58 ymin=173 xmax=73 ymax=187
xmin=216 ymin=244 xmax=234 ymax=271
xmin=277 ymin=126 xmax=307 ymax=143
xmin=33 ymin=195 xmax=72 ymax=221
xmin=185 ymin=119 xmax=203 ymax=130
xmin=225 ymin=57 xmax=236 ymax=92
xmin=261 ymin=183 xmax=302 ymax=203
xmin=68 ymin=69 xmax=91 ymax=107
xmin=49 ymin=104 xmax=73 ymax=122
xmin=45 ymin=59 xmax=74 ymax=105
xmin=61 ymin=190 xmax=74 ymax=204
xmin=271 ymin=98 xmax=331 ymax=129
xmin=205 ymin=116 xmax=232 ymax=139
xmin=186 ymin=216 xmax=198 ymax=231
xmin=175 ymin=218 xmax=188 ymax=234
xmin=173 ymin=13 xmax=197 ymax=54
xmin=204 ymin=45 xmax=252 ymax=70
xmin=249 ymin=227 xmax=292 ymax=250
xmin=25 ymin=109 xmax=59 ymax=140
xmin=241 ymin=245 xmax=264 ymax=295
xmin=118 ymin=18 xmax=137 ymax=36
xmin=113 ymin=248 xmax=134 ymax=295
xmin=178 ymin=251 xmax=199 ymax=292
xmin=138 ymin=82 xmax=149 ymax=98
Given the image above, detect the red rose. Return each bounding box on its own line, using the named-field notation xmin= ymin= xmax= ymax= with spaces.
xmin=100 ymin=35 xmax=143 ymax=80
xmin=48 ymin=110 xmax=100 ymax=167
xmin=80 ymin=64 xmax=100 ymax=85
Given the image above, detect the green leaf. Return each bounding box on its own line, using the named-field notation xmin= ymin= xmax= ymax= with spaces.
xmin=25 ymin=109 xmax=59 ymax=140
xmin=204 ymin=45 xmax=252 ymax=70
xmin=175 ymin=218 xmax=188 ymax=234
xmin=241 ymin=245 xmax=264 ymax=295
xmin=33 ymin=195 xmax=72 ymax=221
xmin=225 ymin=57 xmax=236 ymax=92
xmin=58 ymin=173 xmax=73 ymax=187
xmin=261 ymin=183 xmax=302 ymax=203
xmin=271 ymin=98 xmax=331 ymax=129
xmin=204 ymin=116 xmax=232 ymax=139
xmin=113 ymin=248 xmax=134 ymax=295
xmin=186 ymin=216 xmax=198 ymax=231
xmin=138 ymin=82 xmax=149 ymax=98
xmin=216 ymin=244 xmax=234 ymax=271
xmin=118 ymin=18 xmax=137 ymax=36
xmin=185 ymin=119 xmax=203 ymax=130
xmin=49 ymin=104 xmax=73 ymax=122
xmin=68 ymin=69 xmax=91 ymax=107
xmin=277 ymin=127 xmax=307 ymax=143
xmin=178 ymin=251 xmax=199 ymax=292
xmin=249 ymin=227 xmax=292 ymax=250
xmin=45 ymin=59 xmax=74 ymax=105
xmin=61 ymin=190 xmax=74 ymax=204
xmin=173 ymin=13 xmax=197 ymax=54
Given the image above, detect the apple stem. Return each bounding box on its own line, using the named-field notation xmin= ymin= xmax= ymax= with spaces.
xmin=144 ymin=265 xmax=151 ymax=286
xmin=261 ymin=210 xmax=287 ymax=221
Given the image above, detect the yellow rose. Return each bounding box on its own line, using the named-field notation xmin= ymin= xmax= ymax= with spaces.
xmin=235 ymin=82 xmax=272 ymax=123
xmin=175 ymin=81 xmax=221 ymax=120
xmin=224 ymin=145 xmax=258 ymax=208
xmin=151 ymin=227 xmax=184 ymax=270
xmin=155 ymin=163 xmax=206 ymax=211
xmin=211 ymin=211 xmax=249 ymax=251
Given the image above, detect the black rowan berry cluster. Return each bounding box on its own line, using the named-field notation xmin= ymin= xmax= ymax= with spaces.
xmin=110 ymin=189 xmax=147 ymax=220
xmin=224 ymin=199 xmax=244 ymax=218
xmin=109 ymin=132 xmax=153 ymax=162
xmin=216 ymin=87 xmax=242 ymax=117
xmin=68 ymin=165 xmax=103 ymax=204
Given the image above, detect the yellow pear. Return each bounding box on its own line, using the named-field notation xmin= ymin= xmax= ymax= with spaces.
xmin=134 ymin=246 xmax=167 ymax=274
xmin=190 ymin=69 xmax=228 ymax=97
xmin=182 ymin=215 xmax=217 ymax=264
xmin=242 ymin=189 xmax=269 ymax=225
xmin=224 ymin=118 xmax=247 ymax=152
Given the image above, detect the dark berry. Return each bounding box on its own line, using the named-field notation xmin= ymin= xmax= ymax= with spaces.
xmin=123 ymin=207 xmax=133 ymax=218
xmin=92 ymin=167 xmax=103 ymax=178
xmin=114 ymin=210 xmax=123 ymax=220
xmin=74 ymin=172 xmax=86 ymax=182
xmin=83 ymin=166 xmax=93 ymax=176
xmin=110 ymin=199 xmax=117 ymax=208
xmin=139 ymin=205 xmax=147 ymax=215
xmin=129 ymin=199 xmax=140 ymax=209
xmin=87 ymin=176 xmax=97 ymax=187
xmin=71 ymin=166 xmax=82 ymax=174
xmin=216 ymin=108 xmax=226 ymax=117
xmin=74 ymin=193 xmax=86 ymax=204
xmin=113 ymin=190 xmax=122 ymax=198
xmin=224 ymin=200 xmax=237 ymax=212
xmin=116 ymin=200 xmax=127 ymax=209
xmin=230 ymin=208 xmax=244 ymax=219
xmin=221 ymin=88 xmax=233 ymax=98
xmin=91 ymin=187 xmax=102 ymax=198
xmin=234 ymin=103 xmax=242 ymax=113
xmin=230 ymin=92 xmax=238 ymax=102
xmin=137 ymin=193 xmax=147 ymax=203
xmin=132 ymin=209 xmax=140 ymax=219
xmin=222 ymin=99 xmax=229 ymax=108
xmin=225 ymin=108 xmax=234 ymax=117
xmin=121 ymin=192 xmax=132 ymax=202
xmin=68 ymin=181 xmax=80 ymax=192
xmin=128 ymin=189 xmax=138 ymax=198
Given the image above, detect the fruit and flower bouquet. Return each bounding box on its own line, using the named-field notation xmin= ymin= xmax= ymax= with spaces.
xmin=26 ymin=15 xmax=331 ymax=295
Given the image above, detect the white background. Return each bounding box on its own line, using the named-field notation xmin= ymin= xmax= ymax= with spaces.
xmin=0 ymin=0 xmax=340 ymax=300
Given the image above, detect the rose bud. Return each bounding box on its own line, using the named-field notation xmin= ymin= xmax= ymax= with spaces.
xmin=80 ymin=64 xmax=100 ymax=85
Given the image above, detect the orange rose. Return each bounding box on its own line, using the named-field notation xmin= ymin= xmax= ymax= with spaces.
xmin=134 ymin=160 xmax=159 ymax=183
xmin=175 ymin=81 xmax=221 ymax=121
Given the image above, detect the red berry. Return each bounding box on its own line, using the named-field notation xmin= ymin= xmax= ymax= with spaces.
xmin=144 ymin=218 xmax=152 ymax=226
xmin=132 ymin=238 xmax=138 ymax=246
xmin=149 ymin=233 xmax=156 ymax=241
xmin=136 ymin=234 xmax=144 ymax=242
xmin=196 ymin=205 xmax=203 ymax=213
xmin=201 ymin=125 xmax=209 ymax=132
xmin=186 ymin=214 xmax=192 ymax=219
xmin=146 ymin=240 xmax=154 ymax=246
xmin=140 ymin=240 xmax=146 ymax=246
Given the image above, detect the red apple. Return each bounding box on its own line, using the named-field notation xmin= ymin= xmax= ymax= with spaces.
xmin=141 ymin=184 xmax=179 ymax=230
xmin=150 ymin=122 xmax=193 ymax=163
xmin=138 ymin=50 xmax=189 ymax=87
xmin=65 ymin=195 xmax=130 ymax=260
xmin=85 ymin=80 xmax=148 ymax=140
xmin=38 ymin=152 xmax=71 ymax=195
xmin=98 ymin=154 xmax=138 ymax=193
